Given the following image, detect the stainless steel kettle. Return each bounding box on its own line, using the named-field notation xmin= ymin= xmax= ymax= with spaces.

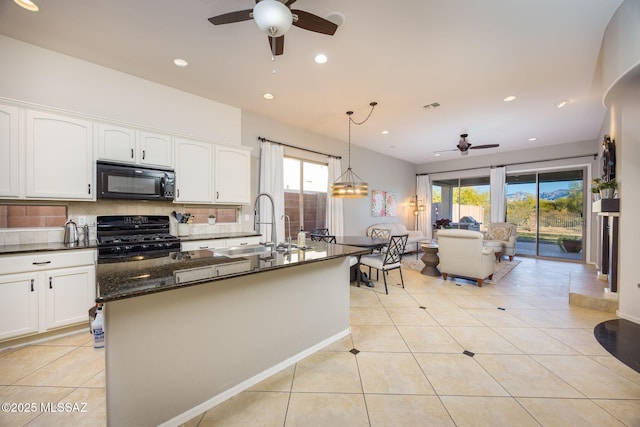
xmin=63 ymin=219 xmax=79 ymax=244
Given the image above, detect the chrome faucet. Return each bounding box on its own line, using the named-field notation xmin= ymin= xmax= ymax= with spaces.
xmin=253 ymin=192 xmax=277 ymax=247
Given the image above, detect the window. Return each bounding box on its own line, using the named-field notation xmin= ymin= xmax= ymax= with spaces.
xmin=432 ymin=176 xmax=490 ymax=231
xmin=283 ymin=157 xmax=328 ymax=236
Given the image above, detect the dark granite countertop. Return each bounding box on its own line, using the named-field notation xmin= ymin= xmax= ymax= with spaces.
xmin=96 ymin=242 xmax=369 ymax=303
xmin=0 ymin=240 xmax=98 ymax=255
xmin=178 ymin=231 xmax=261 ymax=241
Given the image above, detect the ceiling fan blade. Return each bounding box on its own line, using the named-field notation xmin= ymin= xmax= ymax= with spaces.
xmin=268 ymin=35 xmax=285 ymax=56
xmin=284 ymin=0 xmax=298 ymax=5
xmin=470 ymin=144 xmax=500 ymax=150
xmin=291 ymin=10 xmax=338 ymax=35
xmin=208 ymin=9 xmax=254 ymax=25
xmin=433 ymin=148 xmax=460 ymax=154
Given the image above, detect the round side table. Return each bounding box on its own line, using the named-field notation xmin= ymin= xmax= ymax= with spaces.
xmin=483 ymin=241 xmax=503 ymax=262
xmin=420 ymin=243 xmax=440 ymax=276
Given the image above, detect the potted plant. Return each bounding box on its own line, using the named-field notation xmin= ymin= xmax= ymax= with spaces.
xmin=208 ymin=214 xmax=216 ymax=225
xmin=557 ymin=236 xmax=582 ymax=253
xmin=591 ymin=177 xmax=617 ymax=199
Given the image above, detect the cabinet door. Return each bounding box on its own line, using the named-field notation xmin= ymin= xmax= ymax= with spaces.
xmin=0 ymin=273 xmax=39 ymax=341
xmin=174 ymin=138 xmax=213 ymax=203
xmin=0 ymin=104 xmax=21 ymax=197
xmin=46 ymin=265 xmax=95 ymax=330
xmin=26 ymin=110 xmax=94 ymax=200
xmin=139 ymin=131 xmax=173 ymax=167
xmin=97 ymin=123 xmax=137 ymax=163
xmin=215 ymin=146 xmax=251 ymax=204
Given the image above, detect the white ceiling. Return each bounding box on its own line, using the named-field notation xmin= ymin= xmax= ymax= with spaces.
xmin=0 ymin=0 xmax=623 ymax=164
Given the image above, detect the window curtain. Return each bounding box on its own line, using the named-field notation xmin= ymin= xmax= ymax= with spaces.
xmin=490 ymin=166 xmax=506 ymax=223
xmin=416 ymin=174 xmax=432 ymax=240
xmin=326 ymin=156 xmax=344 ymax=237
xmin=258 ymin=140 xmax=285 ymax=243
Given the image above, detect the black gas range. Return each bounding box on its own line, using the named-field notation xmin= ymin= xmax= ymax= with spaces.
xmin=97 ymin=215 xmax=181 ymax=261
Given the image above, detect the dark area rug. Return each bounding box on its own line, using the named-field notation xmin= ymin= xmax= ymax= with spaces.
xmin=594 ymin=318 xmax=640 ymax=373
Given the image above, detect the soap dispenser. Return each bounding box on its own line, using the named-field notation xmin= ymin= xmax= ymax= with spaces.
xmin=297 ymin=227 xmax=306 ymax=247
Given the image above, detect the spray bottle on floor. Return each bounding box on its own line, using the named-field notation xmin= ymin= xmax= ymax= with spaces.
xmin=92 ymin=304 xmax=105 ymax=349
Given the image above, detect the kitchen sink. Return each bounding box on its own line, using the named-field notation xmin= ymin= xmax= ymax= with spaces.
xmin=215 ymin=244 xmax=274 ymax=258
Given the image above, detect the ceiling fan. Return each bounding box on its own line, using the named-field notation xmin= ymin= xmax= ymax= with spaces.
xmin=208 ymin=0 xmax=338 ymax=56
xmin=435 ymin=133 xmax=500 ymax=156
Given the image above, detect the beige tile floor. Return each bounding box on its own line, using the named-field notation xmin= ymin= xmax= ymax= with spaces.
xmin=1 ymin=257 xmax=639 ymax=426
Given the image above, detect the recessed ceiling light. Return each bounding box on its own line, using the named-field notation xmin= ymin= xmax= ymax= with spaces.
xmin=504 ymin=95 xmax=516 ymax=102
xmin=314 ymin=54 xmax=327 ymax=64
xmin=382 ymin=130 xmax=389 ymax=135
xmin=528 ymin=137 xmax=537 ymax=141
xmin=173 ymin=58 xmax=188 ymax=68
xmin=435 ymin=153 xmax=441 ymax=157
xmin=262 ymin=93 xmax=274 ymax=100
xmin=14 ymin=0 xmax=38 ymax=11
xmin=555 ymin=100 xmax=569 ymax=108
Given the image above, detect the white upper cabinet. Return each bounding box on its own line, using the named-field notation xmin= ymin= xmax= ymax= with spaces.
xmin=174 ymin=138 xmax=213 ymax=203
xmin=214 ymin=145 xmax=251 ymax=204
xmin=25 ymin=110 xmax=94 ymax=200
xmin=0 ymin=104 xmax=20 ymax=198
xmin=97 ymin=123 xmax=137 ymax=163
xmin=98 ymin=124 xmax=173 ymax=168
xmin=139 ymin=131 xmax=173 ymax=168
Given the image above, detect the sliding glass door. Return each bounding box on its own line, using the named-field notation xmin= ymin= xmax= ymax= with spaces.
xmin=506 ymin=169 xmax=585 ymax=260
xmin=432 ymin=176 xmax=490 ymax=232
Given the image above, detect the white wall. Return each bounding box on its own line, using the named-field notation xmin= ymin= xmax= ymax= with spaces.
xmin=600 ymin=0 xmax=640 ymax=323
xmin=0 ymin=35 xmax=241 ymax=145
xmin=241 ymin=111 xmax=418 ymax=235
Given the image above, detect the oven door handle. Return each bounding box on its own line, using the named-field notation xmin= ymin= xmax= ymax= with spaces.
xmin=160 ymin=177 xmax=165 ymax=196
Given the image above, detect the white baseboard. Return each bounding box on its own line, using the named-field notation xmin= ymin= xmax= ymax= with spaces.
xmin=158 ymin=327 xmax=352 ymax=427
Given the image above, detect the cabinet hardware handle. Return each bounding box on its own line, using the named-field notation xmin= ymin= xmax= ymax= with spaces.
xmin=32 ymin=261 xmax=51 ymax=266
xmin=30 ymin=279 xmax=34 ymax=292
xmin=131 ymin=148 xmax=134 ymax=158
xmin=142 ymin=150 xmax=146 ymax=160
xmin=49 ymin=277 xmax=52 ymax=289
xmin=199 ymin=246 xmax=209 ymax=249
xmin=216 ymin=191 xmax=219 ymax=200
xmin=240 ymin=242 xmax=248 ymax=246
xmin=177 ymin=189 xmax=180 ymax=198
xmin=88 ymin=183 xmax=91 ymax=194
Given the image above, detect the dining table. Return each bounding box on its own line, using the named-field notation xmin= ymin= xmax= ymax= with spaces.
xmin=333 ymin=236 xmax=390 ymax=287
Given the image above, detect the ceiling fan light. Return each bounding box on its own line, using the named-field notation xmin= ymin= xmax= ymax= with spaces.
xmin=253 ymin=0 xmax=293 ymax=37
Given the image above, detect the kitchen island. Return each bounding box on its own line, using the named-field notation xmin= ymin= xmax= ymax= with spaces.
xmin=96 ymin=242 xmax=368 ymax=427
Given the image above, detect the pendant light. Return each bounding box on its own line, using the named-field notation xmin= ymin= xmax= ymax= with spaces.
xmin=331 ymin=102 xmax=377 ymax=198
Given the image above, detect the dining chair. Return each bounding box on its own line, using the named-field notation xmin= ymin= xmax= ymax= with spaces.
xmin=370 ymin=227 xmax=391 ymax=240
xmin=315 ymin=234 xmax=336 ymax=243
xmin=358 ymin=234 xmax=408 ymax=294
xmin=310 ymin=228 xmax=330 ymax=241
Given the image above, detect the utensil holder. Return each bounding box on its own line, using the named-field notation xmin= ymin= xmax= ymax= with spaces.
xmin=177 ymin=223 xmax=189 ymax=236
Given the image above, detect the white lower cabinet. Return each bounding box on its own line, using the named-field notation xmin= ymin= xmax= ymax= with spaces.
xmin=181 ymin=236 xmax=261 ymax=252
xmin=0 ymin=273 xmax=39 ymax=341
xmin=0 ymin=250 xmax=96 ymax=342
xmin=46 ymin=265 xmax=96 ymax=330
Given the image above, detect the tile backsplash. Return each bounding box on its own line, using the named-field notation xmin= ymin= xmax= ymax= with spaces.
xmin=0 ymin=200 xmax=250 ymax=246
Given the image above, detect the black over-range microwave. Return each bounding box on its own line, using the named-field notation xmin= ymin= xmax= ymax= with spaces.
xmin=96 ymin=161 xmax=175 ymax=201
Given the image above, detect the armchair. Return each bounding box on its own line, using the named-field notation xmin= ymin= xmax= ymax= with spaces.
xmin=483 ymin=222 xmax=517 ymax=261
xmin=437 ymin=229 xmax=495 ymax=287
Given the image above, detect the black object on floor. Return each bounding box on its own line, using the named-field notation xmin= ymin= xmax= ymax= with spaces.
xmin=594 ymin=318 xmax=640 ymax=374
